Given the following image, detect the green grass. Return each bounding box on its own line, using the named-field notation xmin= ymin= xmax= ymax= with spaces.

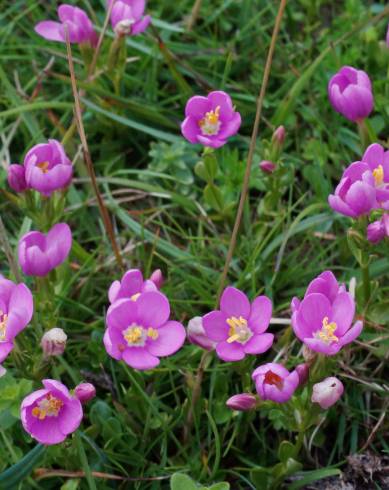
xmin=0 ymin=0 xmax=388 ymax=489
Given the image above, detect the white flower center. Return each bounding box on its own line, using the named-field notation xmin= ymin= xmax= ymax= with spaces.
xmin=123 ymin=323 xmax=159 ymax=347
xmin=199 ymin=106 xmax=221 ymax=136
xmin=226 ymin=316 xmax=253 ymax=344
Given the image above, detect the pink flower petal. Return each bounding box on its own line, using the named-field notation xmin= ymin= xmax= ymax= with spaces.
xmin=216 ymin=341 xmax=245 ymax=362
xmin=35 ymin=21 xmax=64 ymax=42
xmin=181 ymin=116 xmax=200 ymax=144
xmin=220 ymin=287 xmax=250 ymax=318
xmin=243 ymin=333 xmax=274 ymax=355
xmin=146 ymin=321 xmax=186 ymax=357
xmin=331 ymin=292 xmax=355 ymax=337
xmin=338 ymin=320 xmax=363 ymax=347
xmin=122 ymin=347 xmax=160 ymax=370
xmin=58 ymin=398 xmax=83 ymax=435
xmin=136 ymin=291 xmax=170 ymax=328
xmin=185 ymin=96 xmax=211 ymax=118
xmin=202 ymin=311 xmax=228 ymax=341
xmin=248 ymin=295 xmax=272 ymax=333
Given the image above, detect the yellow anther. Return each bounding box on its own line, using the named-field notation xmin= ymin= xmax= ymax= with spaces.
xmin=199 ymin=106 xmax=221 ymax=135
xmin=373 ymin=165 xmax=384 ymax=186
xmin=37 ymin=161 xmax=50 ymax=174
xmin=124 ymin=326 xmax=143 ymax=345
xmin=130 ymin=293 xmax=141 ymax=302
xmin=316 ymin=316 xmax=339 ymax=344
xmin=32 ymin=394 xmax=63 ymax=420
xmin=226 ymin=316 xmax=251 ymax=343
xmin=0 ymin=311 xmax=8 ymax=341
xmin=147 ymin=328 xmax=159 ymax=340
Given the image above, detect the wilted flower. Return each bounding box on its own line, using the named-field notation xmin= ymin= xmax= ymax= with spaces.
xmin=291 ymin=271 xmax=363 ymax=355
xmin=311 ymin=377 xmax=344 ymax=409
xmin=18 ymin=223 xmax=72 ymax=277
xmin=259 ymin=160 xmax=276 ymax=174
xmin=328 ymin=66 xmax=373 ymax=122
xmin=41 ymin=328 xmax=67 ymax=357
xmin=295 ymin=363 xmax=309 ymax=386
xmin=0 ymin=277 xmax=33 ymax=363
xmin=187 ymin=316 xmax=216 ymax=351
xmin=202 ymin=287 xmax=273 ymax=362
xmin=109 ymin=0 xmax=151 ymax=36
xmin=181 ymin=91 xmax=241 ymax=148
xmin=104 ymin=291 xmax=186 ymax=370
xmin=21 ymin=379 xmax=83 ymax=445
xmin=7 ymin=165 xmax=27 ymax=193
xmin=226 ymin=393 xmax=257 ymax=411
xmin=22 ymin=139 xmax=72 ymax=196
xmin=328 ymin=162 xmax=377 ymax=218
xmin=367 ymin=214 xmax=389 ymax=243
xmin=74 ymin=383 xmax=96 ymax=404
xmin=252 ymin=363 xmax=299 ymax=403
xmin=108 ymin=269 xmax=158 ymax=304
xmin=0 ymin=366 xmax=6 ymax=378
xmin=35 ymin=4 xmax=97 ymax=46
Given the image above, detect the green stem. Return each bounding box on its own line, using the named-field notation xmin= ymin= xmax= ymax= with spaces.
xmin=75 ymin=431 xmax=97 ymax=490
xmin=356 ymin=119 xmax=371 ymax=151
xmin=361 ymin=262 xmax=371 ymax=306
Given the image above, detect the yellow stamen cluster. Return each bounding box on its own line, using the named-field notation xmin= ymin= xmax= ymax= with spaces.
xmin=316 ymin=317 xmax=339 ymax=344
xmin=226 ymin=316 xmax=250 ymax=344
xmin=373 ymin=165 xmax=384 ymax=186
xmin=0 ymin=310 xmax=8 ymax=341
xmin=37 ymin=161 xmax=50 ymax=173
xmin=32 ymin=394 xmax=63 ymax=420
xmin=130 ymin=293 xmax=141 ymax=302
xmin=199 ymin=106 xmax=221 ymax=135
xmin=123 ymin=325 xmax=159 ymax=346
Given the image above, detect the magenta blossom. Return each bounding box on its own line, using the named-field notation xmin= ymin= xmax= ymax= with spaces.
xmin=21 ymin=379 xmax=83 ymax=445
xmin=291 ymin=271 xmax=363 ymax=355
xmin=7 ymin=165 xmax=27 ymax=193
xmin=328 ymin=66 xmax=373 ymax=122
xmin=187 ymin=316 xmax=216 ymax=351
xmin=104 ymin=291 xmax=186 ymax=370
xmin=311 ymin=377 xmax=344 ymax=409
xmin=328 ymin=162 xmax=377 ymax=218
xmin=359 ymin=143 xmax=389 ymax=206
xmin=109 ymin=0 xmax=151 ymax=36
xmin=0 ymin=277 xmax=33 ymax=363
xmin=202 ymin=287 xmax=273 ymax=362
xmin=18 ymin=223 xmax=72 ymax=277
xmin=252 ymin=363 xmax=299 ymax=403
xmin=74 ymin=383 xmax=96 ymax=404
xmin=181 ymin=91 xmax=241 ymax=148
xmin=35 ymin=4 xmax=97 ymax=46
xmin=367 ymin=214 xmax=389 ymax=243
xmin=259 ymin=160 xmax=276 ymax=174
xmin=226 ymin=393 xmax=257 ymax=411
xmin=22 ymin=140 xmax=72 ymax=196
xmin=108 ymin=269 xmax=158 ymax=304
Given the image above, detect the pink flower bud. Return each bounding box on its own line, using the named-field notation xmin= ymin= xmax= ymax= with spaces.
xmin=311 ymin=377 xmax=344 ymax=409
xmin=8 ymin=164 xmax=27 ymax=192
xmin=259 ymin=160 xmax=276 ymax=174
xmin=226 ymin=393 xmax=257 ymax=411
xmin=273 ymin=126 xmax=285 ymax=145
xmin=74 ymin=383 xmax=96 ymax=403
xmin=295 ymin=363 xmax=309 ymax=386
xmin=0 ymin=365 xmax=6 ymax=378
xmin=149 ymin=269 xmax=164 ymax=289
xmin=41 ymin=328 xmax=67 ymax=357
xmin=187 ymin=316 xmax=216 ymax=351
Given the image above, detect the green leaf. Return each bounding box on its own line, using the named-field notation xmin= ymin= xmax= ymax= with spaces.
xmin=288 ymin=468 xmax=342 ymax=490
xmin=0 ymin=444 xmax=46 ymax=490
xmin=250 ymin=467 xmax=272 ymax=490
xmin=170 ymin=473 xmax=198 ymax=490
xmin=208 ymin=483 xmax=230 ymax=490
xmin=204 ymin=184 xmax=224 ymax=211
xmin=278 ymin=441 xmax=296 ymax=464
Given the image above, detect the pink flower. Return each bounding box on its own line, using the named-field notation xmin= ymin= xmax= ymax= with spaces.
xmin=328 ymin=66 xmax=373 ymax=122
xmin=202 ymin=287 xmax=273 ymax=362
xmin=108 ymin=0 xmax=151 ymax=36
xmin=7 ymin=165 xmax=27 ymax=193
xmin=74 ymin=383 xmax=96 ymax=404
xmin=259 ymin=160 xmax=276 ymax=174
xmin=311 ymin=377 xmax=344 ymax=409
xmin=22 ymin=140 xmax=72 ymax=197
xmin=291 ymin=271 xmax=363 ymax=356
xmin=104 ymin=291 xmax=186 ymax=370
xmin=35 ymin=4 xmax=97 ymax=46
xmin=149 ymin=269 xmax=164 ymax=289
xmin=367 ymin=214 xmax=389 ymax=243
xmin=181 ymin=91 xmax=241 ymax=148
xmin=18 ymin=223 xmax=72 ymax=277
xmin=21 ymin=379 xmax=83 ymax=445
xmin=226 ymin=393 xmax=257 ymax=411
xmin=273 ymin=126 xmax=285 ymax=146
xmin=252 ymin=363 xmax=299 ymax=403
xmin=108 ymin=269 xmax=158 ymax=304
xmin=295 ymin=363 xmax=309 ymax=386
xmin=187 ymin=316 xmax=216 ymax=351
xmin=0 ymin=277 xmax=33 ymax=363
xmin=360 ymin=143 xmax=389 ymax=206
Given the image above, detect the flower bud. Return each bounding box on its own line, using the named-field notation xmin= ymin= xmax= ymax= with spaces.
xmin=74 ymin=383 xmax=96 ymax=403
xmin=259 ymin=160 xmax=276 ymax=174
xmin=41 ymin=328 xmax=67 ymax=357
xmin=7 ymin=164 xmax=27 ymax=192
xmin=114 ymin=19 xmax=136 ymax=36
xmin=149 ymin=269 xmax=164 ymax=289
xmin=295 ymin=363 xmax=309 ymax=386
xmin=0 ymin=365 xmax=6 ymax=378
xmin=187 ymin=316 xmax=216 ymax=351
xmin=311 ymin=377 xmax=344 ymax=409
xmin=226 ymin=393 xmax=257 ymax=411
xmin=273 ymin=126 xmax=285 ymax=146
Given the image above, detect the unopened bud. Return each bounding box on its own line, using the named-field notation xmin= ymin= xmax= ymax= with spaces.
xmin=8 ymin=164 xmax=27 ymax=193
xmin=149 ymin=269 xmax=164 ymax=289
xmin=74 ymin=383 xmax=96 ymax=403
xmin=226 ymin=393 xmax=257 ymax=411
xmin=259 ymin=160 xmax=276 ymax=174
xmin=187 ymin=316 xmax=216 ymax=351
xmin=273 ymin=126 xmax=285 ymax=146
xmin=295 ymin=363 xmax=309 ymax=386
xmin=311 ymin=377 xmax=344 ymax=409
xmin=41 ymin=328 xmax=67 ymax=357
xmin=114 ymin=19 xmax=135 ymax=36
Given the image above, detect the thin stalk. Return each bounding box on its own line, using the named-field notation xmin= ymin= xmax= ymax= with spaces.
xmin=361 ymin=262 xmax=371 ymax=306
xmin=186 ymin=0 xmax=203 ymax=31
xmin=75 ymin=431 xmax=97 ymax=490
xmin=0 ymin=216 xmax=22 ymax=283
xmin=64 ymin=28 xmax=124 ymax=270
xmin=216 ymin=0 xmax=288 ymax=303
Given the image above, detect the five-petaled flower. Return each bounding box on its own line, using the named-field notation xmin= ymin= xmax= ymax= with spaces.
xmin=202 ymin=287 xmax=273 ymax=362
xmin=291 ymin=271 xmax=363 ymax=355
